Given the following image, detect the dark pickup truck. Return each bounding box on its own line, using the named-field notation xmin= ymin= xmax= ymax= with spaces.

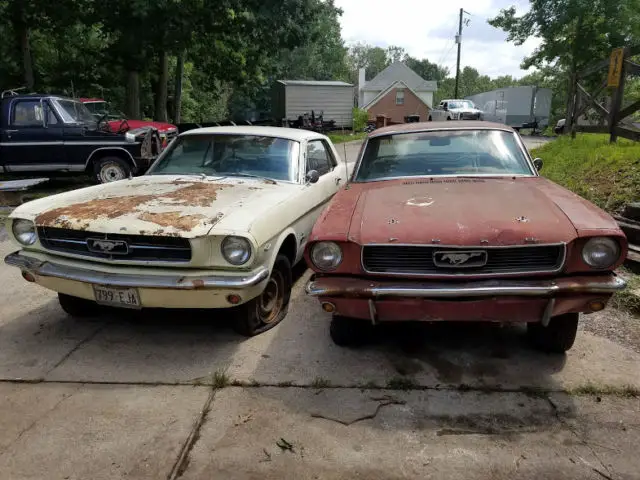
xmin=0 ymin=93 xmax=161 ymax=183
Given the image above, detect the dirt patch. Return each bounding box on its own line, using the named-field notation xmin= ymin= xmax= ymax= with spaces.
xmin=137 ymin=212 xmax=208 ymax=230
xmin=35 ymin=182 xmax=230 ymax=229
xmin=580 ymin=307 xmax=640 ymax=354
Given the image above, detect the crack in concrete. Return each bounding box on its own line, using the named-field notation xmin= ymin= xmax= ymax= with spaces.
xmin=166 ymin=386 xmax=217 ymax=480
xmin=0 ymin=384 xmax=81 ymax=458
xmin=546 ymin=396 xmax=618 ymax=480
xmin=311 ymin=396 xmax=406 ymax=426
xmin=44 ymin=323 xmax=107 ymax=377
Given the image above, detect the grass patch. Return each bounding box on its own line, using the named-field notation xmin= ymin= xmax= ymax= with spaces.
xmin=612 ymin=269 xmax=640 ymax=314
xmin=311 ymin=377 xmax=332 ymax=389
xmin=212 ymin=371 xmax=231 ymax=389
xmin=277 ymin=380 xmax=294 ymax=387
xmin=386 ymin=377 xmax=417 ymax=390
xmin=531 ymin=134 xmax=640 ymax=213
xmin=568 ymin=383 xmax=640 ymax=398
xmin=327 ymin=132 xmax=366 ymax=144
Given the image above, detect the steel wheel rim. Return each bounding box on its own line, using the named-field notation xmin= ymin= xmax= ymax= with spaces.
xmin=100 ymin=163 xmax=125 ymax=182
xmin=256 ymin=270 xmax=284 ymax=325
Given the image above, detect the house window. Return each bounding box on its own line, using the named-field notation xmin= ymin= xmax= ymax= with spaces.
xmin=396 ymin=89 xmax=405 ymax=105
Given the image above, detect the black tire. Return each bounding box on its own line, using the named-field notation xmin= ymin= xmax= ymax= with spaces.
xmin=527 ymin=313 xmax=579 ymax=353
xmin=232 ymin=254 xmax=292 ymax=336
xmin=92 ymin=156 xmax=132 ymax=184
xmin=428 ymin=116 xmax=432 ymax=121
xmin=622 ymin=203 xmax=640 ymax=222
xmin=446 ymin=117 xmax=452 ymax=121
xmin=329 ymin=315 xmax=373 ymax=347
xmin=58 ymin=293 xmax=98 ymax=318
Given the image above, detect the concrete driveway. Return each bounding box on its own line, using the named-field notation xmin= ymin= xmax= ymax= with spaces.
xmin=2 ymin=135 xmax=640 ymax=480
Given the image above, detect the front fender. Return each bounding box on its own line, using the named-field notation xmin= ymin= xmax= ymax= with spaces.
xmin=263 ymin=227 xmax=301 ymax=273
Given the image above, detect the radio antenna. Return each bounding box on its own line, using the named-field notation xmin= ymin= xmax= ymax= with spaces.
xmin=343 ymin=140 xmax=349 ymax=184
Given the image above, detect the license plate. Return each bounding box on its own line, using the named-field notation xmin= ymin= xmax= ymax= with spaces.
xmin=93 ymin=285 xmax=141 ymax=309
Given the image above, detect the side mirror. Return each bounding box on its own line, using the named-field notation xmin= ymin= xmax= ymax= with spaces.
xmin=305 ymin=170 xmax=320 ymax=184
xmin=533 ymin=158 xmax=543 ymax=171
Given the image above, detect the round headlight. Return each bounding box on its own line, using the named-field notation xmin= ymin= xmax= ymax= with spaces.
xmin=310 ymin=241 xmax=343 ymax=271
xmin=12 ymin=219 xmax=37 ymax=246
xmin=221 ymin=236 xmax=252 ymax=265
xmin=582 ymin=237 xmax=620 ymax=269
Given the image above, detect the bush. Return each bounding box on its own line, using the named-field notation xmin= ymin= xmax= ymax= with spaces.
xmin=531 ymin=134 xmax=640 ymax=213
xmin=353 ymin=107 xmax=369 ymax=132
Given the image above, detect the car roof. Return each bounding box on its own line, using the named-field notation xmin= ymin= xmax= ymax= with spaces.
xmin=180 ymin=125 xmax=327 ymax=141
xmin=369 ymin=121 xmax=515 ymax=137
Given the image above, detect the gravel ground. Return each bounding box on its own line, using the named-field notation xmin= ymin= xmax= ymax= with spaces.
xmin=580 ymin=306 xmax=640 ymax=354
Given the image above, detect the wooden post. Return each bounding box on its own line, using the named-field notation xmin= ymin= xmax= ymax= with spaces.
xmin=609 ymin=47 xmax=628 ymax=143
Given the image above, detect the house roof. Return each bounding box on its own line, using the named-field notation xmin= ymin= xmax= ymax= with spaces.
xmin=278 ymin=80 xmax=353 ymax=87
xmin=362 ymin=62 xmax=437 ymax=92
xmin=363 ymin=81 xmax=431 ymax=110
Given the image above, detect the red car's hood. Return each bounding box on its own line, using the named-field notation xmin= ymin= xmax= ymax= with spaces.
xmin=347 ymin=177 xmax=579 ymax=246
xmin=107 ymin=119 xmax=177 ymax=133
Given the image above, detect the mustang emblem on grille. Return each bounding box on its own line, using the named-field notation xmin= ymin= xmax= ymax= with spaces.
xmin=87 ymin=238 xmax=129 ymax=255
xmin=433 ymin=250 xmax=487 ymax=268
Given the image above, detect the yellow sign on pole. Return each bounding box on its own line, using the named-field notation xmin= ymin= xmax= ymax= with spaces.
xmin=608 ymin=47 xmax=625 ymax=87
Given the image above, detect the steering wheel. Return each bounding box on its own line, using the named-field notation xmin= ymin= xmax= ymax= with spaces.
xmin=219 ymin=152 xmax=249 ymax=171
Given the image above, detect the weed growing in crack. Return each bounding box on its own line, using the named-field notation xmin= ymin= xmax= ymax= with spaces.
xmin=360 ymin=380 xmax=380 ymax=390
xmin=386 ymin=377 xmax=416 ymax=390
xmin=311 ymin=377 xmax=331 ymax=389
xmin=569 ymin=383 xmax=639 ymax=398
xmin=278 ymin=380 xmax=294 ymax=387
xmin=212 ymin=371 xmax=230 ymax=388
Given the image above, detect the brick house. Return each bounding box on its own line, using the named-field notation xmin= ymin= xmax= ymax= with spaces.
xmin=358 ymin=62 xmax=437 ymax=123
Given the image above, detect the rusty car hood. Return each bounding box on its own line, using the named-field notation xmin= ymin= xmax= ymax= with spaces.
xmin=348 ymin=177 xmax=580 ymax=246
xmin=14 ymin=176 xmax=300 ymax=238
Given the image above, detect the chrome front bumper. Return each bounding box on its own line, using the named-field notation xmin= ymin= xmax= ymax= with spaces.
xmin=305 ymin=275 xmax=627 ymax=298
xmin=5 ymin=251 xmax=269 ymax=290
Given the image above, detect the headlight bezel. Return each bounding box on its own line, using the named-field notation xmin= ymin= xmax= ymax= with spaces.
xmin=310 ymin=241 xmax=343 ymax=271
xmin=221 ymin=235 xmax=252 ymax=266
xmin=581 ymin=237 xmax=620 ymax=269
xmin=12 ymin=219 xmax=37 ymax=246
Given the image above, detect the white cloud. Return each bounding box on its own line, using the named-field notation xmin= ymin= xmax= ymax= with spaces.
xmin=335 ymin=0 xmax=541 ymax=79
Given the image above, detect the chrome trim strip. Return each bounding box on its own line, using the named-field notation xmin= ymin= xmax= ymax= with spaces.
xmin=306 ymin=276 xmax=627 ymax=298
xmin=0 ymin=142 xmax=64 ymax=146
xmin=4 ymin=164 xmax=84 ymax=172
xmin=360 ymin=243 xmax=567 ymax=278
xmin=5 ymin=252 xmax=269 ymax=290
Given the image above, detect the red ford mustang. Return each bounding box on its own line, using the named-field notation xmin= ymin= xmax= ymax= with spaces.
xmin=304 ymin=121 xmax=627 ymax=353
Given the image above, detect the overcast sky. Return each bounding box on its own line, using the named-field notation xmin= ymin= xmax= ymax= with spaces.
xmin=335 ymin=0 xmax=541 ymax=79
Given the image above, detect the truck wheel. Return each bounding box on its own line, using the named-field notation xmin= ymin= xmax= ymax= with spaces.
xmin=446 ymin=117 xmax=452 ymax=121
xmin=527 ymin=313 xmax=579 ymax=353
xmin=329 ymin=315 xmax=373 ymax=347
xmin=428 ymin=116 xmax=432 ymax=121
xmin=232 ymin=255 xmax=292 ymax=336
xmin=58 ymin=293 xmax=98 ymax=318
xmin=93 ymin=156 xmax=132 ymax=184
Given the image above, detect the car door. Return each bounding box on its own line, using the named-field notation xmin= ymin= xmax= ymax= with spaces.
xmin=294 ymin=138 xmax=344 ymax=253
xmin=2 ymin=98 xmax=66 ymax=172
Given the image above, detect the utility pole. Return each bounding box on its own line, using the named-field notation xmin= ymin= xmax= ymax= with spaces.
xmin=454 ymin=8 xmax=470 ymax=98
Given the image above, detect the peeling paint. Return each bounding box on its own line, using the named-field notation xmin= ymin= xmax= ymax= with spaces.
xmin=406 ymin=197 xmax=434 ymax=207
xmin=138 ymin=211 xmax=208 ymax=230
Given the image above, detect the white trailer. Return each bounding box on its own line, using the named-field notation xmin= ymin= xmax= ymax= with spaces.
xmin=272 ymin=80 xmax=354 ymax=129
xmin=466 ymin=86 xmax=552 ymax=130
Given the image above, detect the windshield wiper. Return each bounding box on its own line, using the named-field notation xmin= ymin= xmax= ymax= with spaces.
xmin=216 ymin=172 xmax=277 ymax=184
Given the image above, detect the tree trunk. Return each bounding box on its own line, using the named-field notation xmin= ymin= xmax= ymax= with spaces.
xmin=154 ymin=51 xmax=169 ymax=122
xmin=126 ymin=70 xmax=141 ymax=119
xmin=14 ymin=19 xmax=34 ymax=89
xmin=173 ymin=50 xmax=185 ymax=124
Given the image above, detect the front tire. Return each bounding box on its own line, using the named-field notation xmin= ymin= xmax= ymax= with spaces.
xmin=329 ymin=315 xmax=373 ymax=347
xmin=93 ymin=156 xmax=132 ymax=184
xmin=58 ymin=293 xmax=98 ymax=318
xmin=527 ymin=313 xmax=579 ymax=353
xmin=232 ymin=255 xmax=292 ymax=336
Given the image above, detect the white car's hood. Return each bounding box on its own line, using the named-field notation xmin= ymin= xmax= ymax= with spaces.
xmin=13 ymin=175 xmax=301 ymax=238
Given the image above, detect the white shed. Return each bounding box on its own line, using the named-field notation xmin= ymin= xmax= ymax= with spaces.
xmin=272 ymin=80 xmax=354 ymax=128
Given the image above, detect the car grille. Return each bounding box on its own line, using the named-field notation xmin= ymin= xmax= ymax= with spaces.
xmin=361 ymin=244 xmax=565 ymax=276
xmin=461 ymin=112 xmax=481 ymax=120
xmin=38 ymin=227 xmax=192 ymax=263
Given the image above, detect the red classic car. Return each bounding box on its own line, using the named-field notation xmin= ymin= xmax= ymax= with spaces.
xmin=304 ymin=122 xmax=627 ymax=353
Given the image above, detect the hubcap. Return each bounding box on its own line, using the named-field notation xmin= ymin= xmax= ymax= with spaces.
xmin=100 ymin=163 xmax=126 ymax=183
xmin=256 ymin=270 xmax=284 ymax=325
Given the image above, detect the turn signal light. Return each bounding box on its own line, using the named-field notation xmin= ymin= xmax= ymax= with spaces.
xmin=321 ymin=302 xmax=336 ymax=313
xmin=21 ymin=271 xmax=35 ymax=282
xmin=227 ymin=294 xmax=242 ymax=305
xmin=589 ymin=301 xmax=606 ymax=312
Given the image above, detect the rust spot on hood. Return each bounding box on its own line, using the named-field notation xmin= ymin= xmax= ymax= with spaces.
xmin=138 ymin=212 xmax=207 ymax=230
xmin=35 ymin=182 xmax=231 ymax=230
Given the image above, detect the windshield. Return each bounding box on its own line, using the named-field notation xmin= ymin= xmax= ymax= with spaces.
xmin=448 ymin=100 xmax=475 ymax=109
xmin=355 ymin=130 xmax=533 ymax=182
xmin=55 ymin=99 xmax=98 ymax=124
xmin=148 ymin=134 xmax=300 ymax=182
xmin=83 ymin=101 xmax=109 ymax=115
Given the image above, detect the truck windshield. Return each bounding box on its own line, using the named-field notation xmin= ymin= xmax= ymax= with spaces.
xmin=55 ymin=99 xmax=98 ymax=124
xmin=355 ymin=130 xmax=533 ymax=182
xmin=449 ymin=101 xmax=474 ymax=109
xmin=148 ymin=134 xmax=300 ymax=182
